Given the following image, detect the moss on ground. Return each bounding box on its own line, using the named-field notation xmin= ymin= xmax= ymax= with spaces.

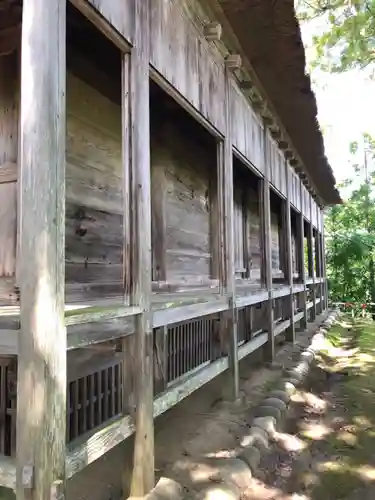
xmin=309 ymin=316 xmax=375 ymax=499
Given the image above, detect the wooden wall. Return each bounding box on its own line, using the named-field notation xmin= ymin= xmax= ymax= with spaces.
xmin=289 ymin=166 xmax=301 ymax=211
xmin=233 ymin=183 xmax=261 ymax=282
xmin=150 ymin=111 xmax=216 ymax=287
xmin=86 ymin=0 xmax=135 ymax=45
xmin=0 ymin=53 xmax=18 ymax=306
xmin=150 ymin=0 xmax=226 ymax=134
xmin=266 ymin=132 xmax=286 ymax=197
xmin=65 ymin=72 xmax=124 ymax=304
xmin=231 ymin=83 xmax=264 ymax=174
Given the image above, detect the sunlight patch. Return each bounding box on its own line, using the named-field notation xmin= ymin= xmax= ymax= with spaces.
xmin=357 ymin=465 xmax=375 ymax=481
xmin=274 ymin=432 xmax=307 ymax=452
xmin=300 ymin=422 xmax=332 ymax=441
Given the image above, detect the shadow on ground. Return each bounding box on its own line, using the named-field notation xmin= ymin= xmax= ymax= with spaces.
xmin=247 ymin=316 xmax=375 ymax=500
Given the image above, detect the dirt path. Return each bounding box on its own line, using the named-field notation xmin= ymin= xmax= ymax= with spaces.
xmin=243 ymin=317 xmax=375 ymax=500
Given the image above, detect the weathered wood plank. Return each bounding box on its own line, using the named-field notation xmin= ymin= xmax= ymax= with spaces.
xmin=221 ymin=69 xmax=239 ymax=400
xmin=70 ymin=0 xmax=134 ymax=47
xmin=65 ymin=71 xmax=124 ymax=304
xmin=230 ymin=82 xmax=263 ymax=174
xmin=298 ymin=182 xmax=308 ymax=330
xmin=150 ymin=0 xmax=225 ymax=133
xmin=0 ymin=54 xmax=19 ymax=307
xmin=129 ymin=0 xmax=154 ymax=494
xmin=283 ymin=159 xmax=295 ymax=343
xmin=260 ymin=123 xmax=275 ymax=361
xmin=16 ymin=1 xmax=66 ymax=499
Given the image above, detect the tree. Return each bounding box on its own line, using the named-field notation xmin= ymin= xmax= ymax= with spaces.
xmin=296 ymin=0 xmax=375 ymax=74
xmin=325 ymin=134 xmax=375 ymax=303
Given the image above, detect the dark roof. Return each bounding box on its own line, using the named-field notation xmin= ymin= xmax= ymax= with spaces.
xmin=218 ymin=0 xmax=341 ymax=205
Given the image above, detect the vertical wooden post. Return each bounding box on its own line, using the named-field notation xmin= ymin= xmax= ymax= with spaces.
xmin=309 ymin=199 xmax=317 ymax=321
xmin=220 ymin=68 xmax=239 ymax=401
xmin=298 ymin=182 xmax=308 ymax=330
xmin=127 ymin=1 xmax=154 ymax=496
xmin=260 ymin=127 xmax=274 ymax=361
xmin=316 ymin=209 xmax=323 ymax=314
xmin=284 ymin=161 xmax=295 ymax=342
xmin=321 ymin=209 xmax=328 ymax=310
xmin=16 ymin=1 xmax=66 ymax=499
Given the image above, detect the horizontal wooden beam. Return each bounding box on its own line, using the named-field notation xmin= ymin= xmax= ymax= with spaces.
xmin=153 ymin=297 xmax=228 ymax=328
xmin=235 ymin=290 xmax=268 ymax=308
xmin=294 ymin=311 xmax=305 ymax=323
xmin=66 ymin=356 xmax=230 ymax=479
xmin=65 ymin=305 xmax=142 ymax=326
xmin=237 ymin=332 xmax=268 ymax=361
xmin=66 ymin=414 xmax=134 ymax=479
xmin=274 ymin=319 xmax=292 ymax=337
xmin=271 ymin=285 xmax=292 ymax=299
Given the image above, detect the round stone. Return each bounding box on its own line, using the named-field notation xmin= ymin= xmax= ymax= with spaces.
xmin=268 ymin=389 xmax=290 ymax=405
xmin=252 ymin=416 xmax=277 ymax=437
xmin=254 ymin=405 xmax=282 ymax=423
xmin=240 ymin=426 xmax=269 ymax=454
xmin=237 ymin=446 xmax=261 ymax=474
xmin=262 ymin=397 xmax=288 ymax=414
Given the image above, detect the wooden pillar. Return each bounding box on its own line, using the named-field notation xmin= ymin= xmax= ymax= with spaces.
xmin=284 ymin=161 xmax=295 ymax=342
xmin=261 ymin=127 xmax=274 ymax=360
xmin=321 ymin=209 xmax=328 ymax=310
xmin=127 ymin=1 xmax=154 ymax=496
xmin=309 ymin=198 xmax=317 ymax=321
xmin=220 ymin=68 xmax=239 ymax=401
xmin=16 ymin=1 xmax=66 ymax=499
xmin=298 ymin=183 xmax=308 ymax=330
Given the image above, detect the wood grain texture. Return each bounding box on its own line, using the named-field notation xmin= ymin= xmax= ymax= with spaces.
xmin=129 ymin=0 xmax=154 ymax=495
xmin=222 ymin=69 xmax=238 ymax=400
xmin=65 ymin=72 xmax=124 ymax=304
xmin=69 ymin=0 xmax=133 ymax=52
xmin=150 ymin=0 xmax=225 ymax=133
xmin=260 ymin=124 xmax=274 ymax=361
xmin=284 ymin=159 xmax=295 ymax=342
xmin=0 ymin=54 xmax=18 ymax=307
xmin=266 ymin=131 xmax=286 ymax=197
xmin=150 ymin=120 xmax=215 ymax=286
xmin=83 ymin=0 xmax=134 ymax=46
xmin=230 ymin=82 xmax=264 ymax=174
xmin=16 ymin=1 xmax=67 ymax=499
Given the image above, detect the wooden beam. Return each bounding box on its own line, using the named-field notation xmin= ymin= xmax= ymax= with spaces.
xmin=225 ymin=54 xmax=242 ymax=70
xmin=220 ymin=69 xmax=239 ymax=400
xmin=16 ymin=1 xmax=66 ymax=499
xmin=128 ymin=0 xmax=154 ymax=495
xmin=298 ymin=182 xmax=308 ymax=330
xmin=69 ymin=0 xmax=132 ymax=53
xmin=309 ymin=198 xmax=317 ymax=322
xmin=260 ymin=127 xmax=274 ymax=361
xmin=203 ymin=22 xmax=222 ymax=41
xmin=284 ymin=160 xmax=295 ymax=343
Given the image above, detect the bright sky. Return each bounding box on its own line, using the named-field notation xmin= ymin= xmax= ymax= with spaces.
xmin=300 ymin=17 xmax=375 ymax=199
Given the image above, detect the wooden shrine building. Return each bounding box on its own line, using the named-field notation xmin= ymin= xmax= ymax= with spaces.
xmin=0 ymin=0 xmax=341 ymax=498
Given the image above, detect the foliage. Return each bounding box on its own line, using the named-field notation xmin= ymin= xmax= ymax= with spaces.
xmin=296 ymin=0 xmax=375 ymax=74
xmin=325 ymin=134 xmax=375 ymax=303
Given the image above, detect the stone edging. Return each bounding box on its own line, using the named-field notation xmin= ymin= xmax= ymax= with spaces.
xmin=143 ymin=309 xmax=339 ymax=500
